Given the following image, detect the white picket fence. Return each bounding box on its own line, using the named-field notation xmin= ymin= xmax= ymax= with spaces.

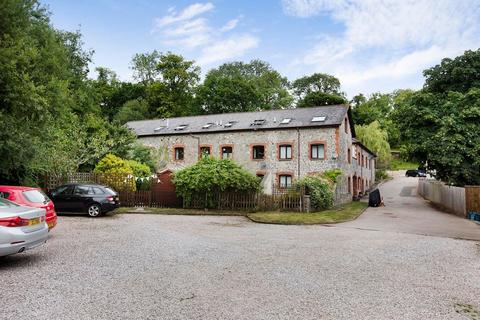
xmin=418 ymin=179 xmax=466 ymax=217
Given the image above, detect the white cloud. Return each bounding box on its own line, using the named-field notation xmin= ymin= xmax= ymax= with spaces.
xmin=220 ymin=16 xmax=241 ymax=32
xmin=196 ymin=35 xmax=259 ymax=65
xmin=152 ymin=4 xmax=258 ymax=66
xmin=154 ymin=3 xmax=214 ymax=28
xmin=282 ymin=0 xmax=480 ymax=96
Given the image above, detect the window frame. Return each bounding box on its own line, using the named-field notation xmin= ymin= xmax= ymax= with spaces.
xmin=199 ymin=145 xmax=212 ymax=159
xmin=173 ymin=146 xmax=185 ymax=161
xmin=277 ymin=143 xmax=293 ymax=160
xmin=309 ymin=141 xmax=327 ymax=160
xmin=220 ymin=144 xmax=233 ymax=160
xmin=251 ymin=144 xmax=267 ymax=161
xmin=278 ymin=173 xmax=293 ymax=189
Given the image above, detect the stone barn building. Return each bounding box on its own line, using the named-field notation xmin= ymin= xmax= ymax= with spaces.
xmin=127 ymin=105 xmax=376 ymax=202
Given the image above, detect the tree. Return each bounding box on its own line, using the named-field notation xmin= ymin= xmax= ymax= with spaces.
xmin=114 ymin=98 xmax=150 ymax=124
xmin=196 ymin=60 xmax=292 ymax=114
xmin=423 ymin=49 xmax=480 ymax=94
xmin=297 ymin=92 xmax=347 ymax=108
xmin=392 ymin=49 xmax=480 ymax=185
xmin=0 ymin=0 xmax=136 ymax=184
xmin=146 ymin=52 xmax=200 ymax=117
xmin=292 ymin=73 xmax=343 ymax=98
xmin=351 ymin=93 xmax=393 ymax=126
xmin=131 ymin=50 xmax=161 ymax=84
xmin=355 ymin=121 xmax=391 ymax=168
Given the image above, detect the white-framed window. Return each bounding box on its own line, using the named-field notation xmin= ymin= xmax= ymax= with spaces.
xmin=310 ymin=144 xmax=325 ymax=160
xmin=279 ymin=175 xmax=292 ymax=188
xmin=279 ymin=144 xmax=292 ymax=160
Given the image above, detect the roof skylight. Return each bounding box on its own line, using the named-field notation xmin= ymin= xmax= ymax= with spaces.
xmin=251 ymin=119 xmax=266 ymax=126
xmin=202 ymin=123 xmax=213 ymax=129
xmin=311 ymin=116 xmax=326 ymax=122
xmin=174 ymin=124 xmax=188 ymax=131
xmin=153 ymin=126 xmax=165 ymax=132
xmin=280 ymin=118 xmax=291 ymax=124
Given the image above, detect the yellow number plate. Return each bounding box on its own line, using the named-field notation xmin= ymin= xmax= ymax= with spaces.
xmin=28 ymin=218 xmax=41 ymax=226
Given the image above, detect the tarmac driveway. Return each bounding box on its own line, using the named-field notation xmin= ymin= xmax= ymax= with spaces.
xmin=339 ymin=171 xmax=480 ymax=241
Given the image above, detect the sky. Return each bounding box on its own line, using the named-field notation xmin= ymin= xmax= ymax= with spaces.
xmin=42 ymin=0 xmax=480 ymax=98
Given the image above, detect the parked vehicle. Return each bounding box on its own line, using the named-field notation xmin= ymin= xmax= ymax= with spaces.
xmin=405 ymin=170 xmax=420 ymax=177
xmin=48 ymin=184 xmax=120 ymax=217
xmin=0 ymin=186 xmax=57 ymax=230
xmin=417 ymin=170 xmax=427 ymax=177
xmin=0 ymin=198 xmax=48 ymax=257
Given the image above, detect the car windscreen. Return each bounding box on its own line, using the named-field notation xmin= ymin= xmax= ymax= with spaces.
xmin=0 ymin=198 xmax=19 ymax=207
xmin=23 ymin=190 xmax=50 ymax=203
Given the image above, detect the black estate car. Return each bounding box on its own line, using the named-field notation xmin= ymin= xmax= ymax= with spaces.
xmin=405 ymin=169 xmax=427 ymax=177
xmin=49 ymin=183 xmax=120 ymax=217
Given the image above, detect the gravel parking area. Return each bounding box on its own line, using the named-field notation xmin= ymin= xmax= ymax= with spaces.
xmin=1 ymin=214 xmax=479 ymax=320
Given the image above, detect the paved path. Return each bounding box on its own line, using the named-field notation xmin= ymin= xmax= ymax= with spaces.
xmin=340 ymin=171 xmax=480 ymax=241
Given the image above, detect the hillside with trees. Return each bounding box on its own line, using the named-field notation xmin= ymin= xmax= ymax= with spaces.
xmin=1 ymin=0 xmax=479 ymax=187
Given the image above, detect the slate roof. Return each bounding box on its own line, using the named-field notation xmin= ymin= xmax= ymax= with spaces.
xmin=127 ymin=105 xmax=350 ymax=137
xmin=352 ymin=138 xmax=377 ymax=157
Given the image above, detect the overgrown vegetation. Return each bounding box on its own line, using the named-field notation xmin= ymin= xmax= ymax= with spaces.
xmin=172 ymin=157 xmax=260 ymax=208
xmin=296 ymin=169 xmax=341 ymax=211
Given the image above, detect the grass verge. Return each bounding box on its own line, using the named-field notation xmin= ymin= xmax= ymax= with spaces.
xmin=246 ymin=201 xmax=368 ymax=225
xmin=389 ymin=158 xmax=419 ymax=170
xmin=113 ymin=207 xmax=246 ymax=216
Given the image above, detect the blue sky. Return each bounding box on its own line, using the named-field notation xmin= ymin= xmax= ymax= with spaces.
xmin=43 ymin=0 xmax=480 ymax=97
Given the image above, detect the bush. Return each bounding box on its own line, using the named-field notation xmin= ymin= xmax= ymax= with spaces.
xmin=125 ymin=159 xmax=152 ymax=190
xmin=297 ymin=175 xmax=334 ymax=210
xmin=375 ymin=169 xmax=389 ymax=181
xmin=323 ymin=168 xmax=342 ymax=183
xmin=94 ymin=154 xmax=136 ymax=191
xmin=173 ymin=157 xmax=260 ymax=208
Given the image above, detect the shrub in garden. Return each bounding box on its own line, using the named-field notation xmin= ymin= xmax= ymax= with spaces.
xmin=94 ymin=154 xmax=136 ymax=191
xmin=172 ymin=157 xmax=260 ymax=208
xmin=297 ymin=174 xmax=335 ymax=210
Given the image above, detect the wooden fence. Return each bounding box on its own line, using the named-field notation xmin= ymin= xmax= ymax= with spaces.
xmin=465 ymin=186 xmax=480 ymax=213
xmin=185 ymin=187 xmax=309 ymax=212
xmin=418 ymin=179 xmax=467 ymax=217
xmin=43 ymin=172 xmax=183 ymax=208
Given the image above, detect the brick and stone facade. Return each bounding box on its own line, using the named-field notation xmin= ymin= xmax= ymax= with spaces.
xmin=128 ymin=105 xmax=376 ymax=201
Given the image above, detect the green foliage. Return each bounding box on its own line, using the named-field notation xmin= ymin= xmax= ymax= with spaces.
xmin=146 ymin=52 xmax=200 ymax=117
xmin=173 ymin=157 xmax=260 ymax=208
xmin=297 ymin=175 xmax=334 ymax=210
xmin=393 ymin=88 xmax=480 ymax=186
xmin=292 ymin=73 xmax=343 ymax=98
xmin=423 ymin=49 xmax=480 ymax=94
xmin=196 ymin=60 xmax=292 ymax=114
xmin=94 ymin=154 xmax=133 ymax=174
xmin=127 ymin=143 xmax=168 ymax=172
xmin=125 ymin=160 xmax=151 ymax=178
xmin=323 ymin=169 xmax=343 ymax=183
xmin=389 ymin=158 xmax=419 ymax=171
xmin=297 ymin=92 xmax=347 ymax=108
xmin=375 ymin=169 xmax=389 ymax=181
xmin=114 ymin=98 xmax=150 ymax=124
xmin=355 ymin=121 xmax=391 ymax=168
xmin=391 ymin=49 xmax=480 ymax=185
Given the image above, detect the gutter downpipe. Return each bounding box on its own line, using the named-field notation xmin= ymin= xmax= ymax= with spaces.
xmin=297 ymin=128 xmax=302 ymax=212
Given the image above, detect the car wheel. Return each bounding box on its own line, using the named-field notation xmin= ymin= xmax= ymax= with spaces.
xmin=87 ymin=203 xmax=102 ymax=217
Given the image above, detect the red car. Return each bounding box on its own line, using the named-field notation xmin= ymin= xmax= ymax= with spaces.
xmin=0 ymin=186 xmax=57 ymax=230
